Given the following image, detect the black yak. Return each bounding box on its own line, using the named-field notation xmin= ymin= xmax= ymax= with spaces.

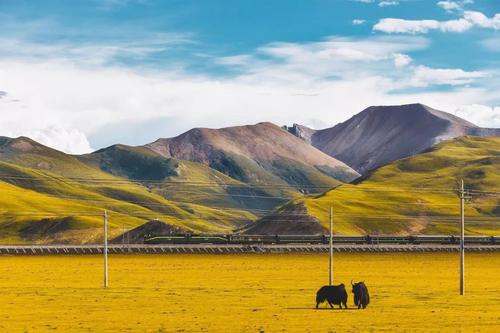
xmin=351 ymin=280 xmax=370 ymax=309
xmin=315 ymin=284 xmax=348 ymax=309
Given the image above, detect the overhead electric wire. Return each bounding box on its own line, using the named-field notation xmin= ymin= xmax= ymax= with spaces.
xmin=1 ymin=173 xmax=499 ymax=228
xmin=2 ymin=187 xmax=499 ymax=214
xmin=0 ymin=174 xmax=336 ymax=188
xmin=0 ymin=174 xmax=475 ymax=194
xmin=5 ymin=208 xmax=499 ymax=221
xmin=3 ymin=213 xmax=496 ymax=226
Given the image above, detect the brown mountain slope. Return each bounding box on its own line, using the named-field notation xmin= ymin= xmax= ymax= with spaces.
xmin=145 ymin=122 xmax=359 ymax=193
xmin=287 ymin=103 xmax=500 ymax=174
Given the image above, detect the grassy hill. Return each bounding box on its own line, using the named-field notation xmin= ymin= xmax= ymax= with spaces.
xmin=0 ymin=134 xmax=348 ymax=243
xmin=79 ymin=144 xmax=288 ymax=211
xmin=0 ymin=137 xmax=257 ymax=243
xmin=261 ymin=136 xmax=500 ymax=235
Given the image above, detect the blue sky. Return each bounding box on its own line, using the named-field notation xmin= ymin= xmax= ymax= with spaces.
xmin=0 ymin=0 xmax=499 ymax=153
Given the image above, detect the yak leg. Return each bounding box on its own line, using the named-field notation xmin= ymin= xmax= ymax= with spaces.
xmin=316 ymin=302 xmax=320 ymax=309
xmin=327 ymin=301 xmax=334 ymax=309
xmin=343 ymin=302 xmax=348 ymax=309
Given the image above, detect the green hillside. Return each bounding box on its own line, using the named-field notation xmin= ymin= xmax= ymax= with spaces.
xmin=272 ymin=136 xmax=500 ymax=235
xmin=0 ymin=138 xmax=257 ymax=244
xmin=0 ymin=160 xmax=255 ymax=244
xmin=79 ymin=144 xmax=289 ymax=211
xmin=0 ymin=136 xmax=339 ymax=243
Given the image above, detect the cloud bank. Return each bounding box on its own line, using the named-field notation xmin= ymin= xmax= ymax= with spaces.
xmin=374 ymin=11 xmax=500 ymax=34
xmin=1 ymin=32 xmax=498 ymax=154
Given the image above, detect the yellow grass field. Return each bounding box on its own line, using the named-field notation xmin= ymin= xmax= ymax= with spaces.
xmin=1 ymin=253 xmax=499 ymax=332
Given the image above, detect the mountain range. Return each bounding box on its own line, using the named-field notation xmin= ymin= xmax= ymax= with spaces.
xmin=0 ymin=122 xmax=356 ymax=243
xmin=0 ymin=103 xmax=499 ymax=243
xmin=285 ymin=103 xmax=500 ymax=173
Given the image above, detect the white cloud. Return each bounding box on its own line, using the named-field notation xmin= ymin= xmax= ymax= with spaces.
xmin=352 ymin=19 xmax=366 ymax=25
xmin=0 ymin=123 xmax=92 ymax=154
xmin=393 ymin=53 xmax=412 ymax=67
xmin=0 ymin=34 xmax=193 ymax=66
xmin=410 ymin=66 xmax=488 ymax=87
xmin=28 ymin=127 xmax=93 ymax=154
xmin=437 ymin=1 xmax=462 ymax=12
xmin=254 ymin=36 xmax=429 ymax=69
xmin=454 ymin=104 xmax=500 ymax=127
xmin=463 ymin=11 xmax=500 ymax=29
xmin=481 ymin=37 xmax=500 ymax=52
xmin=373 ymin=18 xmax=471 ymax=34
xmin=0 ymin=35 xmax=497 ymax=153
xmin=437 ymin=0 xmax=474 ymax=12
xmin=373 ymin=10 xmax=499 ymax=34
xmin=379 ymin=1 xmax=399 ymax=7
xmin=215 ymin=54 xmax=254 ymax=66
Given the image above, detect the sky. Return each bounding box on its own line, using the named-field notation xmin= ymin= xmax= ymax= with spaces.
xmin=0 ymin=0 xmax=499 ymax=153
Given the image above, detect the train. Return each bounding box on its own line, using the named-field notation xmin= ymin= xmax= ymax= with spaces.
xmin=144 ymin=234 xmax=500 ymax=245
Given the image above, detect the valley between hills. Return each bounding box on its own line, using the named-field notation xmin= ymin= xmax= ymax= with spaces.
xmin=0 ymin=103 xmax=499 ymax=243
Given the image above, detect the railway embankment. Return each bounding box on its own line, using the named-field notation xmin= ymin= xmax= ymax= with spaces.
xmin=1 ymin=244 xmax=500 ymax=255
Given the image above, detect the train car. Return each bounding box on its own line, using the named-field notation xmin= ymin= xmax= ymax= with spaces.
xmin=144 ymin=233 xmax=500 ymax=245
xmin=276 ymin=235 xmax=324 ymax=244
xmin=412 ymin=235 xmax=452 ymax=244
xmin=464 ymin=235 xmax=499 ymax=245
xmin=229 ymin=234 xmax=278 ymax=244
xmin=144 ymin=234 xmax=231 ymax=244
xmin=332 ymin=236 xmax=366 ymax=244
xmin=144 ymin=234 xmax=189 ymax=244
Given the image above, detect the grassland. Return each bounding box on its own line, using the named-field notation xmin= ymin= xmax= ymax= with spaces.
xmin=297 ymin=136 xmax=500 ymax=235
xmin=0 ymin=160 xmax=256 ymax=244
xmin=0 ymin=138 xmax=263 ymax=243
xmin=1 ymin=136 xmax=340 ymax=243
xmin=0 ymin=253 xmax=499 ymax=332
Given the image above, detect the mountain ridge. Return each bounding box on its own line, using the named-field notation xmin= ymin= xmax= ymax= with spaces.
xmin=1 ymin=103 xmax=500 ymax=242
xmin=286 ymin=103 xmax=500 ymax=173
xmin=145 ymin=122 xmax=360 ymax=191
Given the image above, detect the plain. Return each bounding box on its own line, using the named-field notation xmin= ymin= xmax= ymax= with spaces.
xmin=1 ymin=253 xmax=499 ymax=332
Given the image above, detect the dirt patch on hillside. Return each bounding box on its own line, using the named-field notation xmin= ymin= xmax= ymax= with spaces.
xmin=243 ymin=203 xmax=324 ymax=235
xmin=111 ymin=220 xmax=188 ymax=244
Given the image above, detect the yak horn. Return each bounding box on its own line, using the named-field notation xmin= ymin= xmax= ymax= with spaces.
xmin=351 ymin=279 xmax=354 ymax=286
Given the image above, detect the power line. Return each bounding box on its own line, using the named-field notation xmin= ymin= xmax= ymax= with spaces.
xmin=0 ymin=174 xmax=478 ymax=194
xmin=4 ymin=209 xmax=499 ymax=221
xmin=0 ymin=174 xmax=336 ymax=189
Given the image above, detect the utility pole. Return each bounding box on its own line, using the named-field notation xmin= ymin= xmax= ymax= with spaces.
xmin=104 ymin=210 xmax=108 ymax=289
xmin=459 ymin=180 xmax=465 ymax=296
xmin=329 ymin=206 xmax=333 ymax=286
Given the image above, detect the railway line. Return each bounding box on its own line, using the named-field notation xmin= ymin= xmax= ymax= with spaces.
xmin=1 ymin=235 xmax=499 ymax=255
xmin=1 ymin=243 xmax=500 ymax=255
